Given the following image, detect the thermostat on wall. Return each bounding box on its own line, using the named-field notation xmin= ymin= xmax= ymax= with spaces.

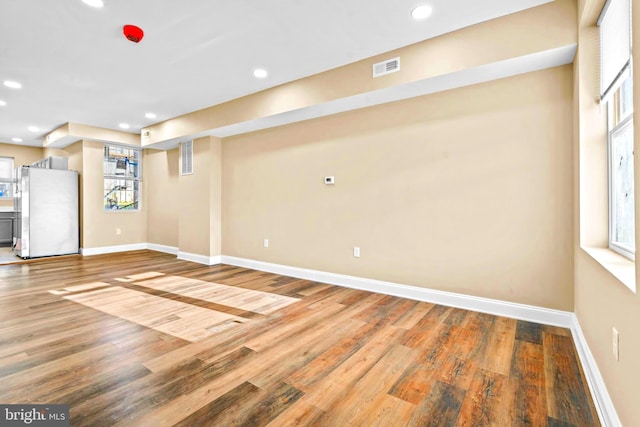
xmin=324 ymin=176 xmax=335 ymax=185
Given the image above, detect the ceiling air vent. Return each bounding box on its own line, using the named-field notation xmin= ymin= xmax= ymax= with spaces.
xmin=372 ymin=57 xmax=400 ymax=78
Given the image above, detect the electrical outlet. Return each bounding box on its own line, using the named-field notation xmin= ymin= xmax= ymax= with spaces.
xmin=116 ymin=228 xmax=121 ymax=235
xmin=263 ymin=239 xmax=269 ymax=248
xmin=353 ymin=247 xmax=360 ymax=258
xmin=613 ymin=327 xmax=620 ymax=361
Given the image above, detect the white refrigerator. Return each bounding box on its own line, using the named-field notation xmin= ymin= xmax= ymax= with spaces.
xmin=13 ymin=166 xmax=79 ymax=258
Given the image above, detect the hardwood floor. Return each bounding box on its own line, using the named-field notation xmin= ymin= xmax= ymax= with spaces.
xmin=0 ymin=250 xmax=600 ymax=426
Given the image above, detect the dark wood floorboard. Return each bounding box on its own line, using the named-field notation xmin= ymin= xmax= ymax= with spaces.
xmin=0 ymin=250 xmax=600 ymax=426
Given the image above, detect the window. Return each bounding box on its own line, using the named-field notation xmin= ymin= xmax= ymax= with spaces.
xmin=0 ymin=157 xmax=14 ymax=198
xmin=103 ymin=145 xmax=141 ymax=211
xmin=608 ymin=79 xmax=634 ymax=258
xmin=609 ymin=92 xmax=635 ymax=258
xmin=600 ymin=0 xmax=634 ymax=258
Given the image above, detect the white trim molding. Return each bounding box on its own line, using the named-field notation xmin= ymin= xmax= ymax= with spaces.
xmin=177 ymin=251 xmax=221 ymax=266
xmin=80 ymin=243 xmax=147 ymax=256
xmin=81 ymin=242 xmax=217 ymax=266
xmin=220 ymin=256 xmax=574 ymax=327
xmin=147 ymin=243 xmax=179 ymax=255
xmin=570 ymin=315 xmax=622 ymax=427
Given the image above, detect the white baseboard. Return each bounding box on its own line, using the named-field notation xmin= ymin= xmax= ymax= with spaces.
xmin=177 ymin=251 xmax=221 ymax=266
xmin=81 ymin=243 xmax=147 ymax=256
xmin=147 ymin=243 xmax=179 ymax=255
xmin=81 ymin=243 xmax=220 ymax=266
xmin=570 ymin=315 xmax=622 ymax=427
xmin=220 ymin=255 xmax=573 ymax=327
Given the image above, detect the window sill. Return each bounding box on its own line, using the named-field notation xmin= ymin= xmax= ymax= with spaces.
xmin=582 ymin=246 xmax=636 ymax=293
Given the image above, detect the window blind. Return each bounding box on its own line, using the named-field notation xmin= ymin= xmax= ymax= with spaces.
xmin=0 ymin=157 xmax=13 ymax=181
xmin=598 ymin=0 xmax=631 ymax=100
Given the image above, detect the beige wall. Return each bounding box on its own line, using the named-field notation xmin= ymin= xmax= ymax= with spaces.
xmin=209 ymin=139 xmax=223 ymax=257
xmin=573 ymin=0 xmax=640 ymax=425
xmin=0 ymin=143 xmax=44 ymax=167
xmin=41 ymin=131 xmax=145 ymax=250
xmin=80 ymin=140 xmax=146 ymax=249
xmin=177 ymin=136 xmax=222 ymax=257
xmin=0 ymin=143 xmax=44 ymax=208
xmin=145 ymin=148 xmax=179 ymax=247
xmin=62 ymin=141 xmax=83 ymax=244
xmin=222 ymin=65 xmax=574 ymax=310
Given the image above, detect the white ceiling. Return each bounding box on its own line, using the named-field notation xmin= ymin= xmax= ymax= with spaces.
xmin=0 ymin=0 xmax=553 ymax=147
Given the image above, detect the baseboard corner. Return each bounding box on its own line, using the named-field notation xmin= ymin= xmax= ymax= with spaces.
xmin=177 ymin=251 xmax=221 ymax=266
xmin=147 ymin=243 xmax=179 ymax=255
xmin=570 ymin=314 xmax=622 ymax=427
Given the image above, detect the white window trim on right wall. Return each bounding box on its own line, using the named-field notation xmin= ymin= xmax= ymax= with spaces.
xmin=608 ymin=111 xmax=635 ymax=260
xmin=599 ymin=0 xmax=635 ymax=269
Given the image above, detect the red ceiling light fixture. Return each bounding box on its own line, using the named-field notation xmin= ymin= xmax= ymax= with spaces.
xmin=123 ymin=25 xmax=144 ymax=43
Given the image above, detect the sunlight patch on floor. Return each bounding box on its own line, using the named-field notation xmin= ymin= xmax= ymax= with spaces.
xmin=53 ymin=271 xmax=301 ymax=342
xmin=49 ymin=282 xmax=112 ymax=295
xmin=115 ymin=271 xmax=166 ymax=283
xmin=132 ymin=274 xmax=300 ymax=315
xmin=64 ymin=286 xmax=250 ymax=342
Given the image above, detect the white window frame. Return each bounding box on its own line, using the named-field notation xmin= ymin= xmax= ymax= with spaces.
xmin=608 ymin=112 xmax=635 ymax=259
xmin=0 ymin=157 xmax=14 ymax=198
xmin=103 ymin=144 xmax=142 ymax=211
xmin=600 ymin=0 xmax=635 ymax=260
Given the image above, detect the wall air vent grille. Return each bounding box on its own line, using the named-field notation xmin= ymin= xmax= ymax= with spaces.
xmin=372 ymin=57 xmax=400 ymax=78
xmin=180 ymin=140 xmax=193 ymax=176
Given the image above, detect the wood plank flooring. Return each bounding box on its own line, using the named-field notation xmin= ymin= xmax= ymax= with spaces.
xmin=0 ymin=250 xmax=600 ymax=426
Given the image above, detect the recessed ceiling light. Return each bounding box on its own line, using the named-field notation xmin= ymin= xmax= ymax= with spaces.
xmin=82 ymin=0 xmax=104 ymax=8
xmin=0 ymin=100 xmax=6 ymax=106
xmin=12 ymin=138 xmax=22 ymax=143
xmin=119 ymin=123 xmax=130 ymax=129
xmin=28 ymin=126 xmax=39 ymax=132
xmin=411 ymin=4 xmax=433 ymax=20
xmin=145 ymin=112 xmax=156 ymax=119
xmin=3 ymin=80 xmax=22 ymax=89
xmin=253 ymin=68 xmax=268 ymax=79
